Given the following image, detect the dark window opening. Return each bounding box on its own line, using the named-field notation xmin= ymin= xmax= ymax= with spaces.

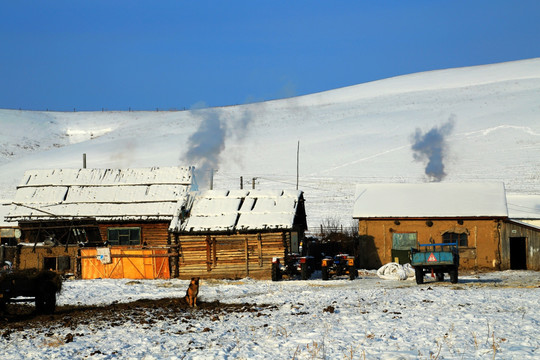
xmin=1 ymin=237 xmax=17 ymax=246
xmin=44 ymin=257 xmax=57 ymax=271
xmin=107 ymin=227 xmax=141 ymax=246
xmin=442 ymin=232 xmax=468 ymax=247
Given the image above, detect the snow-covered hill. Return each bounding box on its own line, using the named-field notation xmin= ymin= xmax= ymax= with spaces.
xmin=1 ymin=58 xmax=540 ymax=228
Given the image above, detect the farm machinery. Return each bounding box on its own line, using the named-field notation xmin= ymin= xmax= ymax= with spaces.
xmin=271 ymin=254 xmax=315 ymax=281
xmin=0 ymin=263 xmax=63 ymax=314
xmin=321 ymin=254 xmax=357 ymax=280
xmin=410 ymin=242 xmax=459 ymax=284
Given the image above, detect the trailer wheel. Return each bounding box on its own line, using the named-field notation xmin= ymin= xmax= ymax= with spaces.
xmin=36 ymin=296 xmax=55 ymax=314
xmin=348 ymin=266 xmax=357 ymax=280
xmin=35 ymin=284 xmax=57 ymax=314
xmin=436 ymin=273 xmax=444 ymax=281
xmin=43 ymin=291 xmax=57 ymax=314
xmin=321 ymin=266 xmax=329 ymax=280
xmin=415 ymin=267 xmax=424 ymax=284
xmin=35 ymin=295 xmax=44 ymax=314
xmin=450 ymin=268 xmax=458 ymax=284
xmin=271 ymin=262 xmax=281 ymax=281
xmin=300 ymin=263 xmax=310 ymax=280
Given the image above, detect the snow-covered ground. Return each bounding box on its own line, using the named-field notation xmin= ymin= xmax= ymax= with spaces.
xmin=1 ymin=270 xmax=539 ymax=359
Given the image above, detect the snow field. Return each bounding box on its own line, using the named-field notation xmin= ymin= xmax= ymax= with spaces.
xmin=2 ymin=271 xmax=539 ymax=359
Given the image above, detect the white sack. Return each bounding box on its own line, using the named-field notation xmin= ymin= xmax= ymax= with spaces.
xmin=377 ymin=262 xmax=415 ymax=281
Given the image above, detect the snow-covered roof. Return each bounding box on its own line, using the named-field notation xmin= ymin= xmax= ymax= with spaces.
xmin=353 ymin=182 xmax=508 ymax=218
xmin=506 ymin=194 xmax=540 ymax=220
xmin=5 ymin=167 xmax=194 ymax=222
xmin=170 ymin=189 xmax=305 ymax=233
xmin=0 ymin=201 xmax=12 ymax=227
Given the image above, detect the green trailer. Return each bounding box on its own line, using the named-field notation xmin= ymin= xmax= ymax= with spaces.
xmin=410 ymin=242 xmax=459 ymax=284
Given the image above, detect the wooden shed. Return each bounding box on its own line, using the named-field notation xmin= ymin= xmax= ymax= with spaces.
xmin=353 ymin=182 xmax=540 ymax=271
xmin=169 ymin=189 xmax=308 ymax=280
xmin=5 ymin=166 xmax=195 ymax=278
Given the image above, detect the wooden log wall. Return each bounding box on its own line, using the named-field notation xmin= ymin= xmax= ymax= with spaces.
xmin=98 ymin=222 xmax=171 ymax=246
xmin=176 ymin=232 xmax=291 ymax=280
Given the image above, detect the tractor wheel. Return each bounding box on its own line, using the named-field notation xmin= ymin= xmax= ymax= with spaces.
xmin=301 ymin=263 xmax=310 ymax=280
xmin=35 ymin=283 xmax=57 ymax=314
xmin=415 ymin=267 xmax=424 ymax=285
xmin=271 ymin=262 xmax=281 ymax=281
xmin=43 ymin=288 xmax=57 ymax=314
xmin=348 ymin=266 xmax=357 ymax=280
xmin=35 ymin=295 xmax=45 ymax=314
xmin=321 ymin=266 xmax=329 ymax=281
xmin=450 ymin=267 xmax=458 ymax=284
xmin=436 ymin=273 xmax=444 ymax=282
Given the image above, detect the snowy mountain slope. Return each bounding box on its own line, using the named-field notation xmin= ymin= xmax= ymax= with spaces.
xmin=1 ymin=58 xmax=539 ymax=228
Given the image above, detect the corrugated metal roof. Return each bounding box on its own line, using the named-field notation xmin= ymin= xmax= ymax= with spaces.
xmin=353 ymin=182 xmax=508 ymax=218
xmin=171 ymin=189 xmax=303 ymax=233
xmin=5 ymin=167 xmax=194 ymax=222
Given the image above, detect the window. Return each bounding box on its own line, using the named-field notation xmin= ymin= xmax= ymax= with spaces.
xmin=43 ymin=256 xmax=71 ymax=271
xmin=107 ymin=227 xmax=141 ymax=246
xmin=442 ymin=232 xmax=468 ymax=247
xmin=392 ymin=233 xmax=417 ymax=250
xmin=44 ymin=257 xmax=57 ymax=271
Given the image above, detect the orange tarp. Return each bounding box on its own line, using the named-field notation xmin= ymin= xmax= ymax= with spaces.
xmin=81 ymin=248 xmax=170 ymax=279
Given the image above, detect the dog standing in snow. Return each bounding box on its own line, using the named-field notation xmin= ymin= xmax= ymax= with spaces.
xmin=185 ymin=277 xmax=199 ymax=307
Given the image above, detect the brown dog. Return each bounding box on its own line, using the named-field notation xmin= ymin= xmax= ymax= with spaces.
xmin=185 ymin=277 xmax=199 ymax=307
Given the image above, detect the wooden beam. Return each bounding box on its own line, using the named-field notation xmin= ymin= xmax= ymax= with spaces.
xmin=245 ymin=237 xmax=249 ymax=276
xmin=258 ymin=233 xmax=263 ymax=267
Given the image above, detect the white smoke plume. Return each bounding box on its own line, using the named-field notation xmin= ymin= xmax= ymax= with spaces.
xmin=182 ymin=104 xmax=254 ymax=189
xmin=411 ymin=116 xmax=455 ymax=182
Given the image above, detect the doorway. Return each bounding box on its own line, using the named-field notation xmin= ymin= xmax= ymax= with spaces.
xmin=509 ymin=237 xmax=527 ymax=270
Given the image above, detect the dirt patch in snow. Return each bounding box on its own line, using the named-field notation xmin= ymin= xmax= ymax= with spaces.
xmin=0 ymin=297 xmax=276 ymax=333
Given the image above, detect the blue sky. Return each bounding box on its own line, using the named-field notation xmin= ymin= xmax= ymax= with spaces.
xmin=1 ymin=1 xmax=539 ymax=111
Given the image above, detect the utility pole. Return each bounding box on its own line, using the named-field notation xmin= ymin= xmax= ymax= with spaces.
xmin=252 ymin=177 xmax=257 ymax=190
xmin=209 ymin=169 xmax=214 ymax=190
xmin=240 ymin=176 xmax=243 ymax=189
xmin=83 ymin=153 xmax=87 ymax=169
xmin=296 ymin=140 xmax=300 ymax=190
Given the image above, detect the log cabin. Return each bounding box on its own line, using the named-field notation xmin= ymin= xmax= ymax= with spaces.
xmin=4 ymin=167 xmax=195 ymax=278
xmin=169 ymin=189 xmax=308 ymax=279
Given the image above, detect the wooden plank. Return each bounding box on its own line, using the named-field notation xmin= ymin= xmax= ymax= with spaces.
xmin=206 ymin=235 xmax=211 ymax=272
xmin=258 ymin=233 xmax=263 ymax=267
